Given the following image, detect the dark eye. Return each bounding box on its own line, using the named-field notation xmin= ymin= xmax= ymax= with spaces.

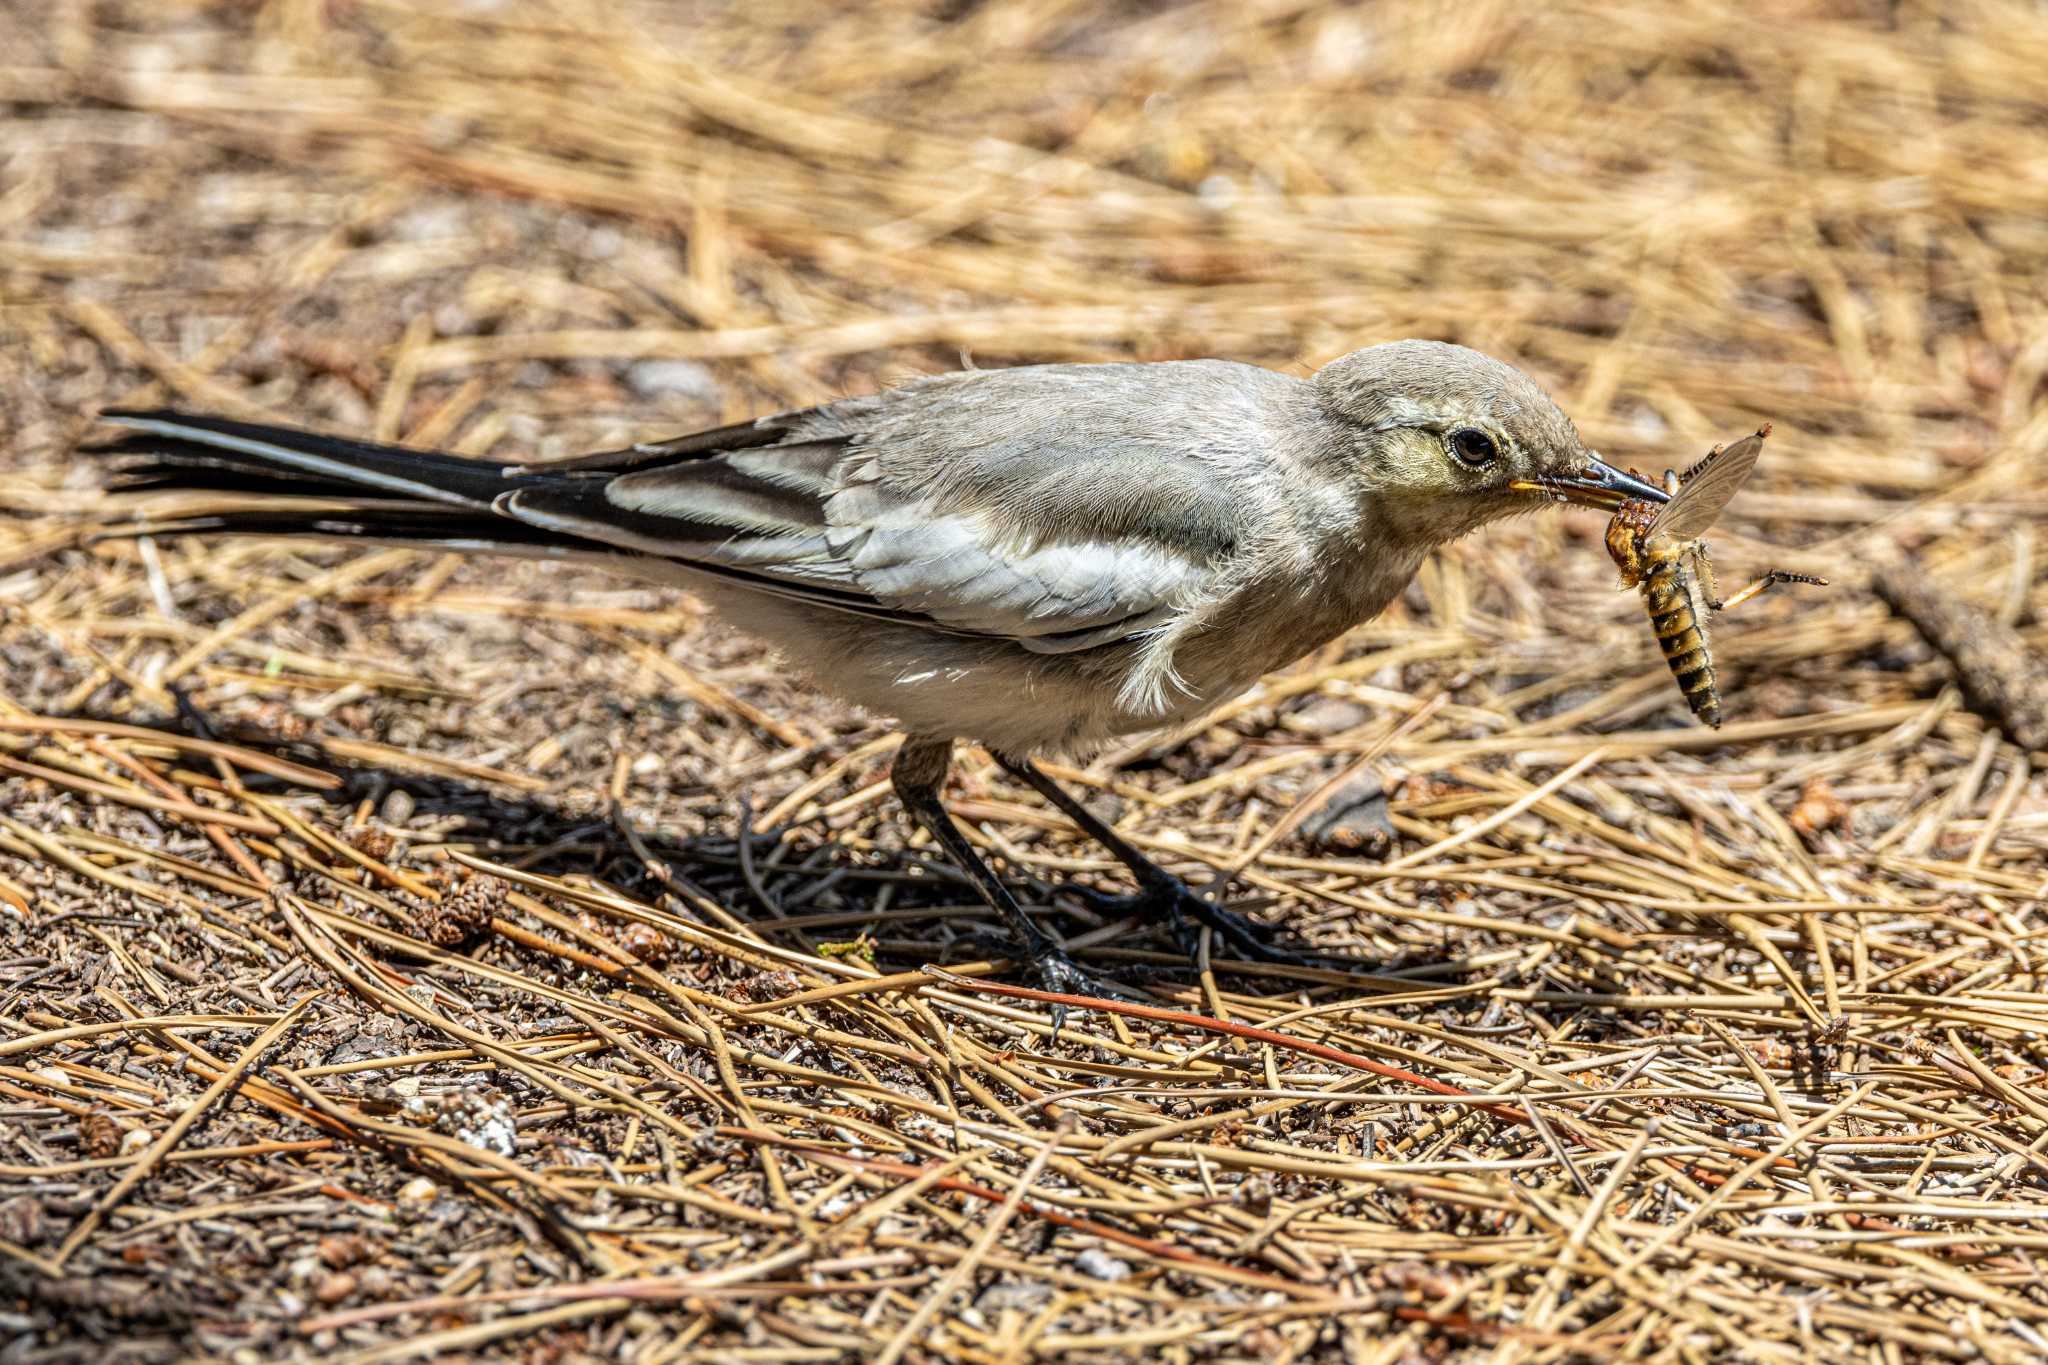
xmin=1449 ymin=428 xmax=1498 ymax=466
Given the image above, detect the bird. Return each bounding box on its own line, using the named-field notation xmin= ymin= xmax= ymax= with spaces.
xmin=88 ymin=339 xmax=1667 ymax=1002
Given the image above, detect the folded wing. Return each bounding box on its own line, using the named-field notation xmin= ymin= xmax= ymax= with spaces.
xmin=97 ymin=366 xmax=1248 ymax=655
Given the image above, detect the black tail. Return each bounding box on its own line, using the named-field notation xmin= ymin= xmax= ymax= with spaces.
xmin=92 ymin=409 xmax=518 ymax=507
xmin=83 ymin=408 xmax=582 ymax=553
xmin=82 ymin=408 xmax=869 ymax=598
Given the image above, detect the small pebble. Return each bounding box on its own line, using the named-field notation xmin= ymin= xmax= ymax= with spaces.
xmin=1073 ymin=1248 xmax=1132 ymax=1281
xmin=318 ymin=1234 xmax=371 ymax=1269
xmin=313 ymin=1271 xmax=357 ymax=1305
xmin=627 ymin=359 xmax=719 ymax=403
xmin=379 ymin=788 xmax=415 ymax=826
xmin=974 ymin=1282 xmax=1053 ymax=1314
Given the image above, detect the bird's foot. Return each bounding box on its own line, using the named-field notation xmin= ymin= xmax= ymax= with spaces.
xmin=1025 ymin=941 xmax=1152 ymax=1039
xmin=1027 ymin=941 xmax=1148 ymax=1002
xmin=1063 ymin=877 xmax=1321 ymax=967
xmin=949 ymin=929 xmax=1150 ymax=1038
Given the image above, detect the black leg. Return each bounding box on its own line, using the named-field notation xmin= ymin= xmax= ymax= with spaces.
xmin=891 ymin=737 xmax=1138 ymax=1028
xmin=991 ymin=752 xmax=1314 ymax=965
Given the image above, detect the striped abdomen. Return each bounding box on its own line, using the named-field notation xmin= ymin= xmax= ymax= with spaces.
xmin=1642 ymin=561 xmax=1721 ymax=727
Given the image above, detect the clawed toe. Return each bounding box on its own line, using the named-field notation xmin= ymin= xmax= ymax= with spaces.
xmin=1028 ymin=946 xmax=1148 ymax=1003
xmin=1025 ymin=944 xmax=1150 ymax=1037
xmin=948 ymin=928 xmax=1148 ymax=1035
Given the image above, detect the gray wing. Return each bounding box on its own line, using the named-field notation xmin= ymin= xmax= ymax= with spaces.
xmin=498 ymin=363 xmax=1276 ymax=653
xmin=1649 ymin=428 xmax=1768 ymax=545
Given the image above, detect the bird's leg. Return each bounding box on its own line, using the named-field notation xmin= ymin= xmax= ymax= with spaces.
xmin=992 ymin=752 xmax=1312 ymax=965
xmin=891 ymin=737 xmax=1138 ymax=1025
xmin=1708 ymin=568 xmax=1829 ymax=613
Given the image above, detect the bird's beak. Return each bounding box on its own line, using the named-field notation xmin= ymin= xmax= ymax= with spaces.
xmin=1508 ymin=456 xmax=1671 ymax=511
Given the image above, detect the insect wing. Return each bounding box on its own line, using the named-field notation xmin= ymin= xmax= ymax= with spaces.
xmin=1646 ymin=429 xmax=1768 ymax=546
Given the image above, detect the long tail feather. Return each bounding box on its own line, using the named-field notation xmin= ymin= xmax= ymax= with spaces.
xmin=92 ymin=409 xmax=518 ymax=507
xmin=83 ymin=405 xmax=938 ymax=632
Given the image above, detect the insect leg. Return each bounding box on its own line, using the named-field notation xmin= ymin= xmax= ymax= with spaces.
xmin=1710 ymin=570 xmax=1830 ymax=613
xmin=1694 ymin=547 xmax=1722 ymax=609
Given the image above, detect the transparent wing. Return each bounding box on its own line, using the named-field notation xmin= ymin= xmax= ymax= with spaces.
xmin=1648 ymin=428 xmax=1769 ymax=545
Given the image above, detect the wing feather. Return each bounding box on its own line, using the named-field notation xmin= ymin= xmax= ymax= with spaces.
xmin=100 ymin=363 xmax=1265 ymax=658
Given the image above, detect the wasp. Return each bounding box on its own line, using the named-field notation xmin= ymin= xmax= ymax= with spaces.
xmin=1604 ymin=424 xmax=1827 ymax=728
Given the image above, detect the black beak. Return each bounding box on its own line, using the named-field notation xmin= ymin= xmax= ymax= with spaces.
xmin=1509 ymin=456 xmax=1671 ymax=511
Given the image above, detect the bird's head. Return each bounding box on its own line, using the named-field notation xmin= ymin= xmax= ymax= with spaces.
xmin=1308 ymin=340 xmax=1666 ymax=545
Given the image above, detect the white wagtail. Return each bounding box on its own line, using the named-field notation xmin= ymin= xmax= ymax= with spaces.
xmin=92 ymin=340 xmax=1666 ymax=998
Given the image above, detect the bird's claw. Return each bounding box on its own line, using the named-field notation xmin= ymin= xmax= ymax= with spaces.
xmin=1020 ymin=944 xmax=1128 ymax=1039
xmin=1026 ymin=941 xmax=1147 ymax=1001
xmin=950 ymin=929 xmax=1148 ymax=1040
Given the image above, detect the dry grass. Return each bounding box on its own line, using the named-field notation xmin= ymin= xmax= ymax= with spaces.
xmin=3 ymin=0 xmax=2048 ymax=1360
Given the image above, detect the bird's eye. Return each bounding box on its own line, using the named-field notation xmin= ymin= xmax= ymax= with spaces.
xmin=1449 ymin=428 xmax=1498 ymax=466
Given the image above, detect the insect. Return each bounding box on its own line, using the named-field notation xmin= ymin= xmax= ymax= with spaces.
xmin=1604 ymin=424 xmax=1827 ymax=728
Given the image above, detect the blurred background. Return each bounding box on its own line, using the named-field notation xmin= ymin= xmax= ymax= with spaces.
xmin=5 ymin=3 xmax=2048 ymax=1357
